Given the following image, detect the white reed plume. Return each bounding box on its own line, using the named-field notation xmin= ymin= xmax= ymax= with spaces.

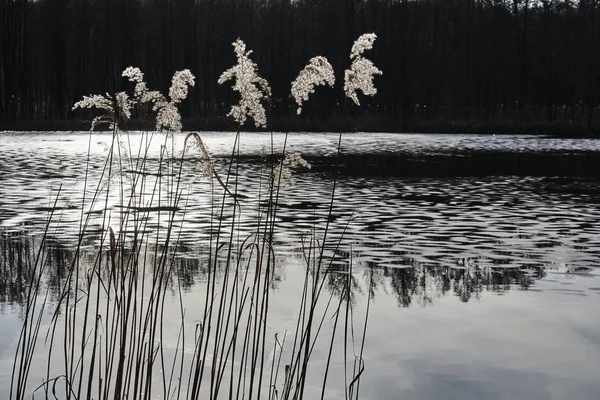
xmin=350 ymin=33 xmax=377 ymax=59
xmin=154 ymin=69 xmax=195 ymax=132
xmin=75 ymin=66 xmax=194 ymax=133
xmin=123 ymin=66 xmax=195 ymax=132
xmin=73 ymin=92 xmax=132 ymax=130
xmin=115 ymin=92 xmax=132 ymax=120
xmin=291 ymin=56 xmax=335 ymax=115
xmin=344 ymin=33 xmax=382 ymax=106
xmin=271 ymin=152 xmax=311 ymax=188
xmin=218 ymin=39 xmax=271 ymax=128
xmin=73 ymin=94 xmax=114 ymax=114
xmin=154 ymin=102 xmax=182 ymax=133
xmin=122 ymin=66 xmax=164 ymax=103
xmin=169 ymin=69 xmax=195 ymax=104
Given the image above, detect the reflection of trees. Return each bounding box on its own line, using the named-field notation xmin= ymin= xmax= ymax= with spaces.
xmin=0 ymin=232 xmax=35 ymax=309
xmin=0 ymin=235 xmax=286 ymax=311
xmin=173 ymin=242 xmax=284 ymax=291
xmin=319 ymin=250 xmax=547 ymax=309
xmin=45 ymin=242 xmax=73 ymax=301
xmin=325 ymin=265 xmax=362 ymax=307
xmin=0 ymin=233 xmax=74 ymax=311
xmin=291 ymin=249 xmax=547 ymax=309
xmin=365 ymin=262 xmax=546 ymax=308
xmin=2 ymin=233 xmax=546 ymax=312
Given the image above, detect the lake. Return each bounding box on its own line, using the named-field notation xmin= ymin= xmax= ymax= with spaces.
xmin=1 ymin=131 xmax=600 ymax=399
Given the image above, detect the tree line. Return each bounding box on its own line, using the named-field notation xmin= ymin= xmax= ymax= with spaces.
xmin=1 ymin=0 xmax=600 ymax=133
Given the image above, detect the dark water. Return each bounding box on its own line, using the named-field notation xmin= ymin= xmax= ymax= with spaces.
xmin=1 ymin=131 xmax=600 ymax=399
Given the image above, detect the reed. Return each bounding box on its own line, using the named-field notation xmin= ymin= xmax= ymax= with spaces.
xmin=9 ymin=33 xmax=380 ymax=400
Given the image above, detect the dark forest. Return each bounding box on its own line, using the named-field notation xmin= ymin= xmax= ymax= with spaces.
xmin=2 ymin=0 xmax=600 ymax=133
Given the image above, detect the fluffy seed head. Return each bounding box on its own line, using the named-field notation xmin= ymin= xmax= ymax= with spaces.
xmin=271 ymin=152 xmax=311 ymax=188
xmin=291 ymin=56 xmax=335 ymax=115
xmin=122 ymin=66 xmax=165 ymax=103
xmin=218 ymin=39 xmax=271 ymax=128
xmin=154 ymin=102 xmax=182 ymax=133
xmin=344 ymin=33 xmax=383 ymax=106
xmin=73 ymin=92 xmax=131 ymax=130
xmin=155 ymin=69 xmax=195 ymax=132
xmin=115 ymin=92 xmax=132 ymax=120
xmin=73 ymin=94 xmax=114 ymax=114
xmin=75 ymin=66 xmax=194 ymax=133
xmin=122 ymin=66 xmax=144 ymax=84
xmin=350 ymin=33 xmax=377 ymax=59
xmin=169 ymin=69 xmax=195 ymax=104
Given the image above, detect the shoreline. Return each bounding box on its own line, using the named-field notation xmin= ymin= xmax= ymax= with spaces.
xmin=1 ymin=118 xmax=599 ymax=137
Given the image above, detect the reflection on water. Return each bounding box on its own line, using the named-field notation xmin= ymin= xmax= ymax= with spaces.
xmin=0 ymin=234 xmax=549 ymax=314
xmin=1 ymin=132 xmax=600 ymax=399
xmin=0 ymin=232 xmax=34 ymax=311
xmin=370 ymin=264 xmax=546 ymax=307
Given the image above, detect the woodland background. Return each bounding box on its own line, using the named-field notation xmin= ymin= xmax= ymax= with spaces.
xmin=2 ymin=0 xmax=600 ymax=133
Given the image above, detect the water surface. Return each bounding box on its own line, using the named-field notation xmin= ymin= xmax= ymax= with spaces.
xmin=1 ymin=132 xmax=599 ymax=399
